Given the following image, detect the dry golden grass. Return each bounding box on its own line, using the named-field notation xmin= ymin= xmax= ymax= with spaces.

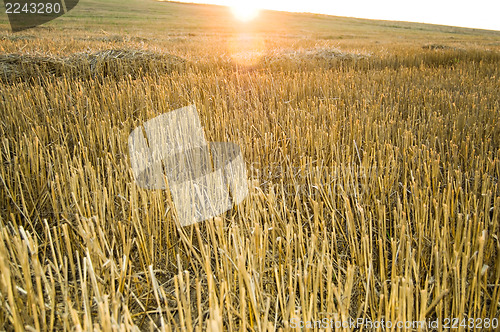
xmin=0 ymin=2 xmax=499 ymax=331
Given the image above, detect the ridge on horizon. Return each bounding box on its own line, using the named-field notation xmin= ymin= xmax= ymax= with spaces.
xmin=161 ymin=0 xmax=500 ymax=32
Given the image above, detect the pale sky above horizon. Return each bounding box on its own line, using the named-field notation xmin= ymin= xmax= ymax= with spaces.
xmin=178 ymin=0 xmax=500 ymax=31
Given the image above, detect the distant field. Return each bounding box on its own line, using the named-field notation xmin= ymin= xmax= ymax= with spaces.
xmin=1 ymin=1 xmax=499 ymax=330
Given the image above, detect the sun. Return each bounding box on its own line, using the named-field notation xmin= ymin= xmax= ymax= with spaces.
xmin=231 ymin=3 xmax=260 ymax=22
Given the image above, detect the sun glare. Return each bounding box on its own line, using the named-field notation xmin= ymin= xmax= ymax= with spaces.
xmin=231 ymin=3 xmax=260 ymax=22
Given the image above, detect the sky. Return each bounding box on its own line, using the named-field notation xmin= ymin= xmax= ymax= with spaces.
xmin=178 ymin=0 xmax=500 ymax=31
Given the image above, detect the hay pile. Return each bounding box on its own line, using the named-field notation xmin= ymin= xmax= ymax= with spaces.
xmin=422 ymin=44 xmax=454 ymax=50
xmin=0 ymin=49 xmax=186 ymax=83
xmin=264 ymin=47 xmax=369 ymax=63
xmin=257 ymin=47 xmax=370 ymax=70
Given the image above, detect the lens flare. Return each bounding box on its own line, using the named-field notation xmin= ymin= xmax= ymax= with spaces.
xmin=228 ymin=33 xmax=266 ymax=67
